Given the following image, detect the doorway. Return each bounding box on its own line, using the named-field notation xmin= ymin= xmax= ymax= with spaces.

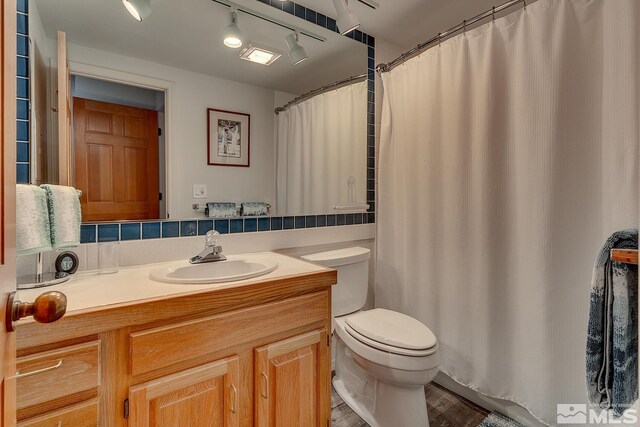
xmin=70 ymin=76 xmax=166 ymax=221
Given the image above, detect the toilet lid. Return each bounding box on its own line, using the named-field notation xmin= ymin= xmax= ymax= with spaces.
xmin=345 ymin=309 xmax=437 ymax=352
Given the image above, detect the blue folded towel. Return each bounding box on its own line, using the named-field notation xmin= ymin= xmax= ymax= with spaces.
xmin=206 ymin=202 xmax=237 ymax=218
xmin=241 ymin=202 xmax=269 ymax=216
xmin=586 ymin=229 xmax=638 ymax=417
xmin=41 ymin=184 xmax=82 ymax=249
xmin=16 ymin=185 xmax=53 ymax=255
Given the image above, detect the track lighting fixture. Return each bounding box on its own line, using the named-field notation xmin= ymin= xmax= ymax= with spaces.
xmin=122 ymin=0 xmax=152 ymax=22
xmin=285 ymin=32 xmax=308 ymax=65
xmin=332 ymin=0 xmax=360 ymax=35
xmin=223 ymin=11 xmax=243 ymax=49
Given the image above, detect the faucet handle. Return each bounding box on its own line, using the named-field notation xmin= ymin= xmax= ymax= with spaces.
xmin=205 ymin=230 xmax=221 ymax=248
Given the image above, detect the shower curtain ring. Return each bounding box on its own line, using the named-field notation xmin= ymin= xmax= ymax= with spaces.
xmin=492 ymin=6 xmax=496 ymax=21
xmin=463 ymin=20 xmax=467 ymax=33
xmin=437 ymin=32 xmax=442 ymax=46
xmin=523 ymin=0 xmax=527 ymax=10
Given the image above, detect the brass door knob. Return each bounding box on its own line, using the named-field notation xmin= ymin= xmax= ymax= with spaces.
xmin=6 ymin=291 xmax=67 ymax=332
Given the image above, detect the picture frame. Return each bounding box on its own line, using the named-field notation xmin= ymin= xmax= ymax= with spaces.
xmin=207 ymin=108 xmax=251 ymax=167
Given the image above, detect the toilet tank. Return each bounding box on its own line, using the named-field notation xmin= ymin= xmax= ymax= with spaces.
xmin=301 ymin=247 xmax=371 ymax=317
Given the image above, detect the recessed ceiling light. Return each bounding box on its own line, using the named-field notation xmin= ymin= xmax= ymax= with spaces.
xmin=223 ymin=11 xmax=243 ymax=49
xmin=239 ymin=44 xmax=282 ymax=66
xmin=122 ymin=0 xmax=152 ymax=22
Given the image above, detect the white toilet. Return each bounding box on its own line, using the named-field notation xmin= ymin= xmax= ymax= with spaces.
xmin=301 ymin=247 xmax=440 ymax=427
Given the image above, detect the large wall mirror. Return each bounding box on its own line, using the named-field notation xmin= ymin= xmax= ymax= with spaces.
xmin=25 ymin=0 xmax=374 ymax=230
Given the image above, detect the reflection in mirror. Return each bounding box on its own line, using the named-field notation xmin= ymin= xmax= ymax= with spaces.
xmin=28 ymin=0 xmax=368 ymax=222
xmin=275 ymin=77 xmax=367 ymax=215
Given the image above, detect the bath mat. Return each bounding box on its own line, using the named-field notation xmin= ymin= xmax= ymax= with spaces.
xmin=478 ymin=412 xmax=525 ymax=427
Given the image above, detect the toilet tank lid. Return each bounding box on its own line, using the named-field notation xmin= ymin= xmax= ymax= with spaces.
xmin=301 ymin=247 xmax=371 ymax=267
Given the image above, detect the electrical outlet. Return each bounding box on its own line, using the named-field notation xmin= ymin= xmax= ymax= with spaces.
xmin=193 ymin=184 xmax=207 ymax=199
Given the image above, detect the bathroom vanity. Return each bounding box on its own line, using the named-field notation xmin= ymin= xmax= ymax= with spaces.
xmin=13 ymin=253 xmax=335 ymax=426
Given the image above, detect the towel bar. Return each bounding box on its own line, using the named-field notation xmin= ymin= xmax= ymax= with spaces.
xmin=610 ymin=249 xmax=638 ymax=265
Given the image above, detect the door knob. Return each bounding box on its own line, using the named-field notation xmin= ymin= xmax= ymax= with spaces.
xmin=6 ymin=291 xmax=67 ymax=332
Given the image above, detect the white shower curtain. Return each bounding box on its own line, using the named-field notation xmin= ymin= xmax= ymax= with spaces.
xmin=276 ymin=81 xmax=367 ymax=215
xmin=377 ymin=0 xmax=640 ymax=425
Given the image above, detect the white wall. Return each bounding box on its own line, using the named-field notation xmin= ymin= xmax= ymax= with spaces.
xmin=56 ymin=42 xmax=277 ymax=219
xmin=28 ymin=1 xmax=51 ymax=184
xmin=72 ymin=75 xmax=163 ymax=111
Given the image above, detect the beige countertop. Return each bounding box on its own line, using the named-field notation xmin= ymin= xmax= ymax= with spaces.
xmin=17 ymin=252 xmax=330 ymax=314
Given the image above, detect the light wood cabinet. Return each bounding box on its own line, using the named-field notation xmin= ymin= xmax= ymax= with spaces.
xmin=15 ymin=270 xmax=335 ymax=427
xmin=129 ymin=356 xmax=240 ymax=427
xmin=17 ymin=399 xmax=98 ymax=427
xmin=255 ymin=330 xmax=330 ymax=427
xmin=16 ymin=341 xmax=100 ymax=421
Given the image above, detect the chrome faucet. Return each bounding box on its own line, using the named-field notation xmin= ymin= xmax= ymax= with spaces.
xmin=190 ymin=230 xmax=227 ymax=264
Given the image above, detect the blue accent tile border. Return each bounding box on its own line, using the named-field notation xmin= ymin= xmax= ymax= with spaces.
xmin=16 ymin=2 xmax=30 ymax=184
xmin=80 ymin=214 xmax=375 ymax=243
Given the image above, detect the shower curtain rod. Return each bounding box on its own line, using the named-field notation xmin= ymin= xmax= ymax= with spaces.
xmin=376 ymin=0 xmax=527 ymax=73
xmin=274 ymin=73 xmax=367 ymax=115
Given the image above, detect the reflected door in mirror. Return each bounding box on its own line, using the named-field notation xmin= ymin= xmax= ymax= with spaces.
xmin=74 ymin=98 xmax=159 ymax=221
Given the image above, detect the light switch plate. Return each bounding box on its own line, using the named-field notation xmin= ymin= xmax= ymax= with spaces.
xmin=193 ymin=184 xmax=207 ymax=199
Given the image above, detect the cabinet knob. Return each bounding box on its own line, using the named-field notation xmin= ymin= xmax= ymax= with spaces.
xmin=6 ymin=291 xmax=67 ymax=332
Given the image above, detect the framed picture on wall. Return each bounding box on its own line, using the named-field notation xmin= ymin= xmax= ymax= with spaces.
xmin=207 ymin=108 xmax=251 ymax=167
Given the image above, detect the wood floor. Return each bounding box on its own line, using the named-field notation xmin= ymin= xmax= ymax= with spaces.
xmin=332 ymin=382 xmax=489 ymax=427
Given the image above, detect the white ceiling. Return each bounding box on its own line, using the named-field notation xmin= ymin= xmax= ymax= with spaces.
xmin=33 ymin=0 xmax=367 ymax=95
xmin=34 ymin=0 xmax=501 ymax=93
xmin=293 ymin=0 xmax=500 ymax=50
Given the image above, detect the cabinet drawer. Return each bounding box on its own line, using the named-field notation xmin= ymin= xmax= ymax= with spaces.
xmin=130 ymin=291 xmax=329 ymax=377
xmin=17 ymin=399 xmax=98 ymax=427
xmin=17 ymin=341 xmax=100 ymax=417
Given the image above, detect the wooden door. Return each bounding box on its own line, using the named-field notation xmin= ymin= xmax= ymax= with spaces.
xmin=73 ymin=98 xmax=159 ymax=221
xmin=129 ymin=356 xmax=240 ymax=427
xmin=255 ymin=330 xmax=330 ymax=427
xmin=1 ymin=0 xmax=18 ymax=424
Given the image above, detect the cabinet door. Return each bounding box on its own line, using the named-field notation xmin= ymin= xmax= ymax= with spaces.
xmin=255 ymin=330 xmax=330 ymax=427
xmin=129 ymin=356 xmax=240 ymax=427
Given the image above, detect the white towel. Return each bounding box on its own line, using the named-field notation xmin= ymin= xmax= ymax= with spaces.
xmin=41 ymin=184 xmax=81 ymax=249
xmin=16 ymin=184 xmax=53 ymax=255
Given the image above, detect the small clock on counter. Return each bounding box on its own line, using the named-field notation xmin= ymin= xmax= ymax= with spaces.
xmin=55 ymin=251 xmax=80 ymax=275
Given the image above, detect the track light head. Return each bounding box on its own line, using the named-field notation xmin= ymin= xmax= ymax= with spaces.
xmin=223 ymin=11 xmax=243 ymax=49
xmin=332 ymin=0 xmax=360 ymax=35
xmin=122 ymin=0 xmax=152 ymax=22
xmin=285 ymin=32 xmax=308 ymax=66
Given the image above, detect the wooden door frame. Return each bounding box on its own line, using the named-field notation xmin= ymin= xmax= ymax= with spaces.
xmin=1 ymin=0 xmax=18 ymax=424
xmin=67 ymin=61 xmax=174 ymax=219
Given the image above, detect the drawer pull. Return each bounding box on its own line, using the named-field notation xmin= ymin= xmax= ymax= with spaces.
xmin=16 ymin=359 xmax=63 ymax=379
xmin=261 ymin=372 xmax=269 ymax=399
xmin=230 ymin=384 xmax=237 ymax=414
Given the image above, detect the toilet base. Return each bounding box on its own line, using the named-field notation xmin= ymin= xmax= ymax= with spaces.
xmin=333 ymin=337 xmax=432 ymax=427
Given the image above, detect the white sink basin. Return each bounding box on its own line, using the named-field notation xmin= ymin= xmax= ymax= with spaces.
xmin=149 ymin=256 xmax=279 ymax=284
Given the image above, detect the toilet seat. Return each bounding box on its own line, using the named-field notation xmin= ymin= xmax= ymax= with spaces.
xmin=345 ymin=308 xmax=437 ymax=356
xmin=334 ymin=315 xmax=439 ymax=372
xmin=345 ymin=324 xmax=438 ymax=357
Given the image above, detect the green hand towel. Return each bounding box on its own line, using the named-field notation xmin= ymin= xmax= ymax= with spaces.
xmin=41 ymin=184 xmax=82 ymax=249
xmin=16 ymin=184 xmax=53 ymax=255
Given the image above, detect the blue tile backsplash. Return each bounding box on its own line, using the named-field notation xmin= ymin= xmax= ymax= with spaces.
xmin=17 ymin=0 xmax=376 ymax=242
xmin=78 ymin=213 xmax=374 ymax=244
xmin=16 ymin=3 xmax=29 ymax=183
